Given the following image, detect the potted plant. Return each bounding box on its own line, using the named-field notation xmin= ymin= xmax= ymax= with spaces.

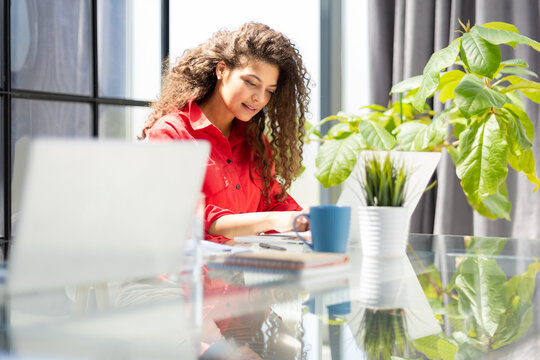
xmin=356 ymin=152 xmax=413 ymax=257
xmin=342 ymin=148 xmax=440 ymax=250
xmin=309 ymin=20 xmax=540 ymax=221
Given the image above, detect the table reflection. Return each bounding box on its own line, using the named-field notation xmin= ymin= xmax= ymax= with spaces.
xmin=4 ymin=234 xmax=540 ymax=359
xmin=203 ymin=235 xmax=540 ymax=359
xmin=345 ymin=254 xmax=441 ymax=359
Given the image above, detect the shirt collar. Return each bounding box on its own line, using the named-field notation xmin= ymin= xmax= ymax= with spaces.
xmin=185 ymin=99 xmax=214 ymax=131
xmin=183 ymin=98 xmax=249 ymax=144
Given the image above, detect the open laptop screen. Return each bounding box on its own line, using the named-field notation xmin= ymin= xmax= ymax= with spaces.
xmin=8 ymin=139 xmax=209 ymax=293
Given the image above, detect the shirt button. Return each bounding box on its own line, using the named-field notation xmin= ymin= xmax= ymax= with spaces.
xmin=236 ymin=184 xmax=241 ymax=190
xmin=226 ymin=159 xmax=232 ymax=164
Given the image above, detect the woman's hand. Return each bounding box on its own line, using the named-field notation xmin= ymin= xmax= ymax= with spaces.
xmin=269 ymin=211 xmax=304 ymax=233
xmin=210 ymin=211 xmax=309 ymax=240
xmin=270 ymin=211 xmax=309 ymax=233
xmin=294 ymin=212 xmax=309 ymax=232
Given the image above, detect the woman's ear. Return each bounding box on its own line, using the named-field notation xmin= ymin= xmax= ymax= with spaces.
xmin=216 ymin=61 xmax=226 ymax=80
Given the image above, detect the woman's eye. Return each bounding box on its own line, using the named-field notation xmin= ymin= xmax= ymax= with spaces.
xmin=245 ymin=80 xmax=255 ymax=86
xmin=267 ymin=90 xmax=275 ymax=95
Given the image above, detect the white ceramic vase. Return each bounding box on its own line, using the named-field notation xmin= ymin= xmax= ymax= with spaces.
xmin=358 ymin=205 xmax=411 ymax=258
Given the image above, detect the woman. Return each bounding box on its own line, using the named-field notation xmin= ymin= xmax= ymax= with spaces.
xmin=141 ymin=22 xmax=311 ymax=244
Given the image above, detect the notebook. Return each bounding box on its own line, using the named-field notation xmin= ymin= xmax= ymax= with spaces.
xmin=207 ymin=251 xmax=349 ymax=275
xmin=7 ymin=138 xmax=210 ymax=294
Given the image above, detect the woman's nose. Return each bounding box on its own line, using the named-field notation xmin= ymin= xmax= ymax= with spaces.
xmin=252 ymin=87 xmax=266 ymax=103
xmin=252 ymin=91 xmax=261 ymax=103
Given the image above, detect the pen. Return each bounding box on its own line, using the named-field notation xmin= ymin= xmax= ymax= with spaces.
xmin=259 ymin=242 xmax=286 ymax=251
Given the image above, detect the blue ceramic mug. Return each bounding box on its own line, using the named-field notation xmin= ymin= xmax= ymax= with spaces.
xmin=293 ymin=205 xmax=351 ymax=253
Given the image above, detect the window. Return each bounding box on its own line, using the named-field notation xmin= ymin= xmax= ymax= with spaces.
xmin=98 ymin=0 xmax=161 ymax=101
xmin=11 ymin=0 xmax=92 ymax=95
xmin=2 ymin=0 xmax=163 ymax=241
xmin=2 ymin=0 xmax=336 ymax=241
xmin=99 ymin=105 xmax=150 ymax=140
xmin=343 ymin=0 xmax=371 ymax=113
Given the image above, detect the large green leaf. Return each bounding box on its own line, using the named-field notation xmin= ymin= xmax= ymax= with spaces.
xmin=479 ymin=22 xmax=519 ymax=49
xmin=460 ymin=31 xmax=501 ymax=78
xmin=503 ymin=109 xmax=533 ymax=156
xmin=455 ymin=257 xmax=507 ymax=337
xmin=454 ymin=75 xmax=508 ymax=118
xmin=492 ymin=303 xmax=533 ymax=350
xmin=481 ymin=193 xmax=512 ymax=220
xmin=500 ymin=76 xmax=540 ymax=103
xmin=412 ymin=334 xmax=458 ymax=360
xmin=356 ymin=120 xmax=397 ymax=150
xmin=504 ymin=103 xmax=534 ymax=142
xmin=505 ymin=260 xmax=540 ymax=304
xmin=500 ymin=58 xmax=528 ymax=67
xmin=413 ymin=41 xmax=461 ymax=111
xmin=314 ymin=134 xmax=365 ymax=187
xmin=480 ymin=22 xmax=519 ymax=33
xmin=438 ymin=70 xmax=466 ymax=102
xmin=504 ymin=90 xmax=526 ymax=110
xmin=360 ymin=104 xmax=388 ymax=112
xmin=508 ymin=149 xmax=540 ymax=191
xmin=472 ymin=181 xmax=511 ymax=220
xmin=476 ymin=25 xmax=540 ymax=52
xmin=499 ymin=67 xmax=539 ymax=78
xmin=304 ymin=121 xmax=321 ymax=140
xmin=393 ymin=121 xmax=427 ymax=151
xmin=492 ymin=260 xmax=540 ymax=348
xmin=456 ymin=114 xmax=508 ymax=204
xmin=391 ymin=75 xmax=423 ymax=93
xmin=327 ymin=122 xmax=354 ymax=139
xmin=413 ymin=111 xmax=448 ymax=151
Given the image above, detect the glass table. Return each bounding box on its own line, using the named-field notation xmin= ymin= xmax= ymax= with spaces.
xmin=2 ymin=233 xmax=540 ymax=359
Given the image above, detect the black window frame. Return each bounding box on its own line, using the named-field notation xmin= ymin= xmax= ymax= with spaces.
xmin=0 ymin=0 xmax=170 ymax=248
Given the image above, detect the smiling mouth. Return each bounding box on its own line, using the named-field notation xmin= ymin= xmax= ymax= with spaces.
xmin=242 ymin=103 xmax=258 ymax=113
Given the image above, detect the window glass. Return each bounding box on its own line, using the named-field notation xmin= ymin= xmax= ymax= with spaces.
xmin=98 ymin=0 xmax=161 ymax=101
xmin=169 ymin=0 xmax=321 ymax=208
xmin=10 ymin=0 xmax=92 ymax=95
xmin=99 ymin=105 xmax=150 ymax=140
xmin=11 ymin=99 xmax=91 ymax=231
xmin=343 ymin=0 xmax=370 ymax=113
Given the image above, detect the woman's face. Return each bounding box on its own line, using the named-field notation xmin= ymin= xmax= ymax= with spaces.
xmin=216 ymin=60 xmax=279 ymax=122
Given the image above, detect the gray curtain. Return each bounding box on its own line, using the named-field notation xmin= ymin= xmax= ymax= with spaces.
xmin=368 ymin=0 xmax=540 ymax=238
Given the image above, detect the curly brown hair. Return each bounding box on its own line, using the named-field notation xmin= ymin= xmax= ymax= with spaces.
xmin=141 ymin=22 xmax=311 ymax=202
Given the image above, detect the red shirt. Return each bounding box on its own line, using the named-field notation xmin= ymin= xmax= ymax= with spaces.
xmin=147 ymin=100 xmax=301 ymax=243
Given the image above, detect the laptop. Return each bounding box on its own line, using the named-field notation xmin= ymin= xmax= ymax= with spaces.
xmin=7 ymin=138 xmax=209 ymax=294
